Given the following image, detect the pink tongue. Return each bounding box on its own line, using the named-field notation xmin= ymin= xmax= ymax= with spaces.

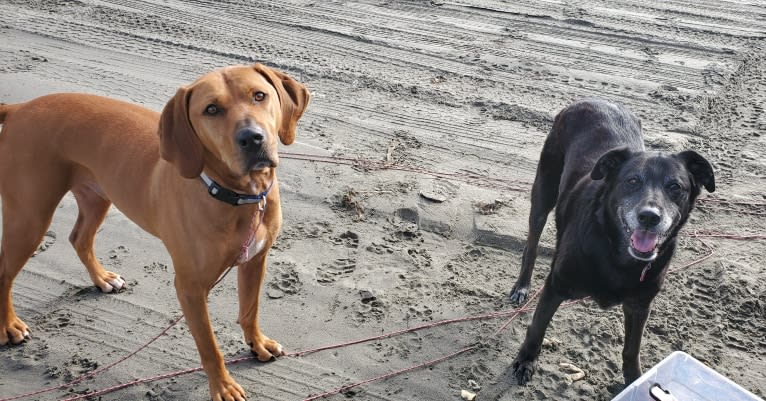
xmin=631 ymin=230 xmax=658 ymax=253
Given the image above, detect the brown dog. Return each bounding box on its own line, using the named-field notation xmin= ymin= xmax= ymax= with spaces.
xmin=0 ymin=64 xmax=309 ymax=400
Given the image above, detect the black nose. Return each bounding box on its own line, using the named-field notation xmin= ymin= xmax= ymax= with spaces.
xmin=236 ymin=128 xmax=264 ymax=150
xmin=637 ymin=209 xmax=661 ymax=227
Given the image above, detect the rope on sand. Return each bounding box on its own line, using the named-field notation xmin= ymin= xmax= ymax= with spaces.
xmin=299 ymin=239 xmax=717 ymax=401
xmin=1 ymin=152 xmax=760 ymax=401
xmin=6 ymin=237 xmax=723 ymax=401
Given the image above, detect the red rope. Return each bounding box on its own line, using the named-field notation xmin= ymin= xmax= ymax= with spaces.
xmin=301 ymin=286 xmax=545 ymax=401
xmin=689 ymin=231 xmax=766 ymax=241
xmin=47 ymin=305 xmax=540 ymax=401
xmin=278 ymin=152 xmax=766 ymax=215
xmin=0 ymin=306 xmax=539 ymax=401
xmin=696 ymin=204 xmax=766 ymax=216
xmin=296 ymin=242 xmax=719 ymax=401
xmin=0 ymin=314 xmax=184 ymax=401
xmin=302 ymin=346 xmax=478 ymax=401
xmin=2 ymin=152 xmax=751 ymax=401
xmin=278 ymin=152 xmax=531 ymax=192
xmin=2 ymin=240 xmax=719 ymax=401
xmin=298 ymin=288 xmax=617 ymax=401
xmin=698 ymin=197 xmax=766 ymax=207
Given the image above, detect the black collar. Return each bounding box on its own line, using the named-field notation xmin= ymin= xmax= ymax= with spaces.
xmin=200 ymin=172 xmax=273 ymax=207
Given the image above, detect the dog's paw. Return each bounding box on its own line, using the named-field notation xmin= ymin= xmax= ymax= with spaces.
xmin=93 ymin=271 xmax=125 ymax=293
xmin=0 ymin=316 xmax=30 ymax=346
xmin=509 ymin=285 xmax=529 ymax=304
xmin=248 ymin=334 xmax=284 ymax=362
xmin=208 ymin=373 xmax=246 ymax=401
xmin=512 ymin=357 xmax=536 ymax=385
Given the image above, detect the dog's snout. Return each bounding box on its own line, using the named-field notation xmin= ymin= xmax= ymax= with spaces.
xmin=236 ymin=128 xmax=264 ymax=150
xmin=637 ymin=209 xmax=661 ymax=228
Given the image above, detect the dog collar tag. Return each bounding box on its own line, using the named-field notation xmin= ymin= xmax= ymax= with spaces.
xmin=640 ymin=264 xmax=652 ymax=282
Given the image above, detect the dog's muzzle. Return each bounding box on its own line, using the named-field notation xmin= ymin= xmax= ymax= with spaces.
xmin=623 ymin=207 xmax=666 ymax=262
xmin=236 ymin=126 xmax=276 ymax=170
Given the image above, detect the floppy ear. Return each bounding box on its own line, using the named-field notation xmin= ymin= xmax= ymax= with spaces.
xmin=254 ymin=63 xmax=310 ymax=145
xmin=677 ymin=150 xmax=715 ymax=193
xmin=591 ymin=147 xmax=633 ymax=180
xmin=158 ymin=86 xmax=204 ymax=178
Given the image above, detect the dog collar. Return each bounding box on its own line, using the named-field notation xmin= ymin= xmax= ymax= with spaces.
xmin=200 ymin=172 xmax=273 ymax=207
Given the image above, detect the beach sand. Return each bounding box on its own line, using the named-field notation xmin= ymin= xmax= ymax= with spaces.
xmin=0 ymin=1 xmax=764 ymax=400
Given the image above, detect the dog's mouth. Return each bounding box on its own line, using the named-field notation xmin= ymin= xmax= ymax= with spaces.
xmin=622 ymin=220 xmax=663 ymax=261
xmin=249 ymin=158 xmax=276 ymax=171
xmin=244 ymin=150 xmax=278 ymax=172
xmin=629 ymin=229 xmax=659 ymax=260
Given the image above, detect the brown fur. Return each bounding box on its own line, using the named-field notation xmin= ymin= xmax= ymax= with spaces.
xmin=0 ymin=64 xmax=310 ymax=401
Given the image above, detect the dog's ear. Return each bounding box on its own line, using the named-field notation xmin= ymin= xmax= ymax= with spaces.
xmin=158 ymin=86 xmax=205 ymax=178
xmin=677 ymin=150 xmax=715 ymax=193
xmin=254 ymin=64 xmax=310 ymax=145
xmin=591 ymin=147 xmax=632 ymax=180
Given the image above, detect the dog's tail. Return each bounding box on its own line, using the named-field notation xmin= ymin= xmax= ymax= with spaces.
xmin=0 ymin=103 xmax=22 ymax=124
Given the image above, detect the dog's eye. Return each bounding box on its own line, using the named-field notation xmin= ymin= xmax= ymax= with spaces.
xmin=667 ymin=182 xmax=682 ymax=192
xmin=204 ymin=104 xmax=220 ymax=115
xmin=253 ymin=91 xmax=266 ymax=102
xmin=627 ymin=177 xmax=640 ymax=186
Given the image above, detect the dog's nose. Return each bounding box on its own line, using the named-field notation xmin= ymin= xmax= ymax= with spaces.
xmin=637 ymin=209 xmax=661 ymax=228
xmin=235 ymin=128 xmax=264 ymax=151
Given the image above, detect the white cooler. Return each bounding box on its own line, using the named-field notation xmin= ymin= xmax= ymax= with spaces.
xmin=611 ymin=351 xmax=763 ymax=401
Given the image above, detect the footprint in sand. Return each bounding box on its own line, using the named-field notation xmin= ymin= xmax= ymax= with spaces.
xmin=354 ymin=298 xmax=386 ymax=323
xmin=105 ymin=245 xmax=129 ymax=267
xmin=32 ymin=231 xmax=57 ymax=256
xmin=406 ymin=304 xmax=434 ymax=321
xmin=407 ymin=247 xmax=432 ymax=268
xmin=373 ymin=332 xmax=422 ymax=360
xmin=366 ymin=241 xmax=395 ymax=254
xmin=316 ymin=258 xmax=356 ymax=285
xmin=267 ymin=262 xmax=302 ymax=299
xmin=297 ymin=221 xmax=332 ymax=238
xmin=331 ymin=230 xmax=360 ymax=248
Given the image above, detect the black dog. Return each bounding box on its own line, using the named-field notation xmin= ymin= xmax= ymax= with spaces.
xmin=509 ymin=98 xmax=715 ymax=386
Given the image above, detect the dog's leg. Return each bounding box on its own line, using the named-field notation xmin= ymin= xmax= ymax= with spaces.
xmin=0 ymin=196 xmax=61 ymax=345
xmin=510 ymin=146 xmax=562 ymax=304
xmin=70 ymin=186 xmax=125 ymax=293
xmin=622 ymin=302 xmax=651 ymax=384
xmin=175 ymin=276 xmax=246 ymax=401
xmin=512 ymin=275 xmax=565 ymax=385
xmin=238 ymin=252 xmax=284 ymax=361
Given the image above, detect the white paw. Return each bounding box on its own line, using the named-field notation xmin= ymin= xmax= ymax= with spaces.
xmin=108 ymin=277 xmax=125 ymax=291
xmin=98 ymin=276 xmax=125 ymax=293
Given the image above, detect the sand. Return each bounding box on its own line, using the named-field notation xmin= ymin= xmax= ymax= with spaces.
xmin=0 ymin=1 xmax=764 ymax=400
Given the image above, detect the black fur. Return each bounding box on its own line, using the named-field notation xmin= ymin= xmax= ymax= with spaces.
xmin=509 ymin=98 xmax=715 ymax=386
